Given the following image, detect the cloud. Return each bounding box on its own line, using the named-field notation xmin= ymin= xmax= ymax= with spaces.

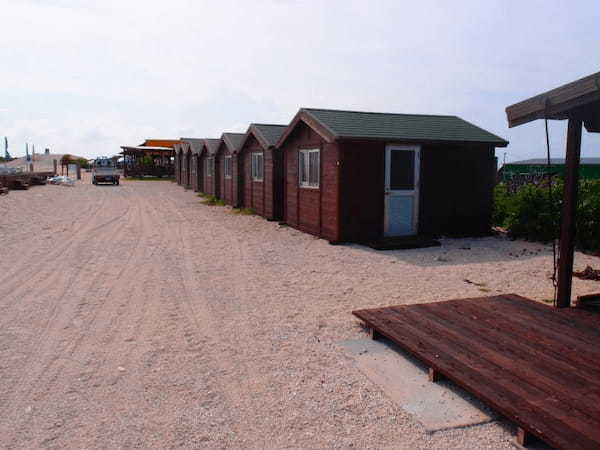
xmin=1 ymin=0 xmax=599 ymax=159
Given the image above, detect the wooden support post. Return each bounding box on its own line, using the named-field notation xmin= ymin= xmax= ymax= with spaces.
xmin=428 ymin=367 xmax=445 ymax=382
xmin=516 ymin=427 xmax=536 ymax=447
xmin=556 ymin=117 xmax=583 ymax=308
xmin=369 ymin=327 xmax=382 ymax=341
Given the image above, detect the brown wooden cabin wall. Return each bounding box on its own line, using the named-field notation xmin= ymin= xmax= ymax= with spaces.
xmin=177 ymin=150 xmax=183 ymax=185
xmin=180 ymin=150 xmax=186 ymax=185
xmin=190 ymin=154 xmax=198 ymax=191
xmin=174 ymin=151 xmax=180 ymax=184
xmin=418 ymin=143 xmax=495 ymax=236
xmin=214 ymin=155 xmax=221 ymax=199
xmin=240 ymin=135 xmax=266 ymax=216
xmin=232 ymin=154 xmax=241 ymax=207
xmin=201 ymin=154 xmax=212 ymax=195
xmin=264 ymin=147 xmax=283 ymax=220
xmin=195 ymin=154 xmax=204 ymax=193
xmin=282 ymin=121 xmax=340 ymax=242
xmin=185 ymin=150 xmax=192 ymax=188
xmin=181 ymin=151 xmax=185 ymax=185
xmin=339 ymin=140 xmax=496 ymax=241
xmin=179 ymin=150 xmax=184 ymax=185
xmin=180 ymin=150 xmax=185 ymax=185
xmin=217 ymin=145 xmax=234 ymax=205
xmin=338 ymin=140 xmax=385 ymax=242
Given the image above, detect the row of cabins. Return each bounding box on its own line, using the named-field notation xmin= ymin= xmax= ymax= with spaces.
xmin=174 ymin=108 xmax=508 ymax=244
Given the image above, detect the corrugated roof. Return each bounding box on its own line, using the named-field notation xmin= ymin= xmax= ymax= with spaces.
xmin=221 ymin=132 xmax=246 ymax=152
xmin=141 ymin=139 xmax=180 ymax=148
xmin=507 ymin=157 xmax=600 ymax=166
xmin=121 ymin=145 xmax=172 ymax=151
xmin=253 ymin=124 xmax=287 ymax=147
xmin=301 ymin=108 xmax=508 ymax=146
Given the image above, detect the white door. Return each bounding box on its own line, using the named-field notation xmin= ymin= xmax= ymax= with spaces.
xmin=384 ymin=145 xmax=420 ymax=236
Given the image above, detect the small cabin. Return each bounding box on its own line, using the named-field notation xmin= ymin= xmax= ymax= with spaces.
xmin=181 ymin=138 xmax=205 ymax=192
xmin=237 ymin=123 xmax=287 ymax=220
xmin=199 ymin=138 xmax=222 ymax=197
xmin=277 ymin=108 xmax=508 ymax=243
xmin=179 ymin=141 xmax=193 ymax=189
xmin=174 ymin=143 xmax=183 ymax=185
xmin=216 ymin=132 xmax=245 ymax=206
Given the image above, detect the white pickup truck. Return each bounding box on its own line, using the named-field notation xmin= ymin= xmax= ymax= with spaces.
xmin=92 ymin=157 xmax=120 ymax=185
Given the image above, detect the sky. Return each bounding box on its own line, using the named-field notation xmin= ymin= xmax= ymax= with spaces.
xmin=1 ymin=0 xmax=599 ymax=162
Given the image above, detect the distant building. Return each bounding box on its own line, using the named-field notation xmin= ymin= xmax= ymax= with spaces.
xmin=120 ymin=139 xmax=179 ymax=177
xmin=501 ymin=158 xmax=600 ymax=180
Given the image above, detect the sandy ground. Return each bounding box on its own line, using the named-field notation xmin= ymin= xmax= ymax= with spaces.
xmin=1 ymin=175 xmax=598 ymax=449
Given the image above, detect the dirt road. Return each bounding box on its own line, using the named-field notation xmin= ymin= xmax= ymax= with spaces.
xmin=1 ymin=177 xmax=596 ymax=449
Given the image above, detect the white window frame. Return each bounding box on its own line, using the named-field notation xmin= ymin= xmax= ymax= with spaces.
xmin=251 ymin=152 xmax=264 ymax=182
xmin=205 ymin=157 xmax=214 ymax=177
xmin=299 ymin=148 xmax=320 ymax=188
xmin=224 ymin=155 xmax=232 ymax=179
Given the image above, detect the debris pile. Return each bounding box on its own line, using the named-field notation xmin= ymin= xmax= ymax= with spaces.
xmin=573 ymin=266 xmax=600 ymax=281
xmin=48 ymin=176 xmax=75 ymax=186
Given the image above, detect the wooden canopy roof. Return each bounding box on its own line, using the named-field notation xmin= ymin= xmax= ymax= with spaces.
xmin=141 ymin=139 xmax=180 ymax=148
xmin=506 ymin=71 xmax=600 ymax=132
xmin=505 ymin=70 xmax=600 ymax=308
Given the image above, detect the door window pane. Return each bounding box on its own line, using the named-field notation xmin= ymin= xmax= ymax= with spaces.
xmin=390 ymin=150 xmax=415 ymax=190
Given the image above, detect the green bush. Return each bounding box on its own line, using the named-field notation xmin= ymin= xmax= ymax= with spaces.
xmin=493 ymin=179 xmax=600 ymax=250
xmin=202 ymin=195 xmax=225 ymax=206
xmin=492 ymin=183 xmax=512 ymax=227
xmin=577 ymin=180 xmax=600 ymax=250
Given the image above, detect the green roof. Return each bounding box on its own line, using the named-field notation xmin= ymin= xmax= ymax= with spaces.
xmin=181 ymin=137 xmax=205 ymax=154
xmin=253 ymin=124 xmax=287 ymax=146
xmin=221 ymin=132 xmax=246 ymax=152
xmin=302 ymin=108 xmax=508 ymax=146
xmin=204 ymin=138 xmax=221 ymax=155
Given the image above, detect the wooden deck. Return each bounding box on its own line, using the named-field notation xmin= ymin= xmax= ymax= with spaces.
xmin=352 ymin=294 xmax=600 ymax=450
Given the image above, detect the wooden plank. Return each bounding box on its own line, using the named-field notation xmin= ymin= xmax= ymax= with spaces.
xmin=468 ymin=296 xmax=600 ymax=377
xmin=410 ymin=301 xmax=600 ymax=416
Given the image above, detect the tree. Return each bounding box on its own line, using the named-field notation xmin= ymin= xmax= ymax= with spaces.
xmin=77 ymin=158 xmax=89 ymax=169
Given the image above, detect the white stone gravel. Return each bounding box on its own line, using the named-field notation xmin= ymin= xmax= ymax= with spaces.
xmin=0 ymin=175 xmax=597 ymax=449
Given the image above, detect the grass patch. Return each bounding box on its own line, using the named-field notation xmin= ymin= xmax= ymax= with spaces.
xmin=127 ymin=176 xmax=174 ymax=181
xmin=202 ymin=195 xmax=225 ymax=206
xmin=233 ymin=207 xmax=256 ymax=215
xmin=196 ymin=192 xmax=208 ymax=198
